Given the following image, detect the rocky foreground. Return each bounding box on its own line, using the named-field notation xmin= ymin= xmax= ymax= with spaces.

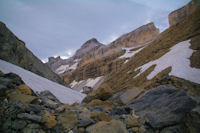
xmin=0 ymin=70 xmax=199 ymax=133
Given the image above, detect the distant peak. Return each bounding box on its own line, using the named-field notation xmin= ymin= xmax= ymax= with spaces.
xmin=85 ymin=38 xmax=99 ymax=44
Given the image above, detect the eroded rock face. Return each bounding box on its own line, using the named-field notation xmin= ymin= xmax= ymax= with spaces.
xmin=0 ymin=22 xmax=65 ymax=85
xmin=130 ymin=85 xmax=197 ymax=129
xmin=168 ymin=0 xmax=200 ymax=26
xmin=109 ymin=22 xmax=159 ymax=48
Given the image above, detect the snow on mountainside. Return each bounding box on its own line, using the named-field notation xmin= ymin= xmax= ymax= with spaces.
xmin=0 ymin=59 xmax=86 ymax=104
xmin=134 ymin=40 xmax=200 ymax=84
xmin=70 ymin=76 xmax=104 ymax=92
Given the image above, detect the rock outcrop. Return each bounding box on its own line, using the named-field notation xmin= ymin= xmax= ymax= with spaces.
xmin=168 ymin=0 xmax=200 ymax=26
xmin=109 ymin=22 xmax=159 ymax=48
xmin=0 ymin=22 xmax=65 ymax=85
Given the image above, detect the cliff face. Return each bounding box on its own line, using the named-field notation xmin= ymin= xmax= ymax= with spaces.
xmin=168 ymin=0 xmax=200 ymax=26
xmin=0 ymin=22 xmax=65 ymax=85
xmin=109 ymin=22 xmax=159 ymax=49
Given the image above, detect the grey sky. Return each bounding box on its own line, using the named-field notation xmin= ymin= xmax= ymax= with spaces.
xmin=0 ymin=0 xmax=190 ymax=62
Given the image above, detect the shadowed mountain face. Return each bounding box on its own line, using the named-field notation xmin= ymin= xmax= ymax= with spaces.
xmin=0 ymin=22 xmax=66 ymax=86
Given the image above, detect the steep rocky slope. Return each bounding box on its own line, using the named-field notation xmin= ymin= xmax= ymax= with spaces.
xmin=0 ymin=22 xmax=65 ymax=85
xmin=168 ymin=0 xmax=200 ymax=26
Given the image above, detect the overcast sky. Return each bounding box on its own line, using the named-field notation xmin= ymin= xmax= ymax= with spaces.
xmin=0 ymin=0 xmax=190 ymax=62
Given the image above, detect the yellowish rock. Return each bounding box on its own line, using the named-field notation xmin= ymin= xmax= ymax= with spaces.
xmin=8 ymin=91 xmax=36 ymax=103
xmin=90 ymin=112 xmax=112 ymax=122
xmin=57 ymin=110 xmax=78 ymax=129
xmin=0 ymin=70 xmax=3 ymax=75
xmin=87 ymin=120 xmax=128 ymax=133
xmin=42 ymin=110 xmax=57 ymax=128
xmin=18 ymin=84 xmax=33 ymax=95
xmin=88 ymin=99 xmax=115 ymax=111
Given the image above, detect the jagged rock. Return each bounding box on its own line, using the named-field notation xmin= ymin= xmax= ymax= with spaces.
xmin=17 ymin=113 xmax=44 ymax=123
xmin=57 ymin=110 xmax=78 ymax=129
xmin=86 ymin=120 xmax=128 ymax=133
xmin=77 ymin=117 xmax=95 ymax=128
xmin=130 ymin=85 xmax=197 ymax=129
xmin=42 ymin=110 xmax=57 ymax=128
xmin=168 ymin=0 xmax=200 ymax=26
xmin=0 ymin=73 xmax=24 ymax=89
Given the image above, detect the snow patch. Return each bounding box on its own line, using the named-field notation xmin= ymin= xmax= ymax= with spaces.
xmin=0 ymin=59 xmax=86 ymax=104
xmin=56 ymin=64 xmax=69 ymax=74
xmin=70 ymin=76 xmax=104 ymax=92
xmin=134 ymin=40 xmax=200 ymax=84
xmin=85 ymin=76 xmax=103 ymax=87
xmin=119 ymin=46 xmax=144 ymax=59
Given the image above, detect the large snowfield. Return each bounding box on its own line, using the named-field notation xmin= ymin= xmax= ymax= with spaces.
xmin=0 ymin=59 xmax=86 ymax=104
xmin=134 ymin=40 xmax=200 ymax=84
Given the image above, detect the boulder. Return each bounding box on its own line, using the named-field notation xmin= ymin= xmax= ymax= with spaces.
xmin=77 ymin=117 xmax=95 ymax=128
xmin=42 ymin=110 xmax=57 ymax=128
xmin=130 ymin=85 xmax=196 ymax=129
xmin=83 ymin=84 xmax=114 ymax=103
xmin=8 ymin=91 xmax=37 ymax=103
xmin=57 ymin=110 xmax=78 ymax=129
xmin=17 ymin=113 xmax=44 ymax=123
xmin=17 ymin=84 xmax=33 ymax=95
xmin=11 ymin=120 xmax=27 ymax=130
xmin=119 ymin=87 xmax=143 ymax=105
xmin=86 ymin=120 xmax=128 ymax=133
xmin=87 ymin=99 xmax=115 ymax=111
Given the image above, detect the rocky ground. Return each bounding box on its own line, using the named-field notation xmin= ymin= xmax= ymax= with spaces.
xmin=0 ymin=70 xmax=199 ymax=133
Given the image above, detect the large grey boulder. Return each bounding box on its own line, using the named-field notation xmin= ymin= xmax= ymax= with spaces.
xmin=130 ymin=85 xmax=196 ymax=129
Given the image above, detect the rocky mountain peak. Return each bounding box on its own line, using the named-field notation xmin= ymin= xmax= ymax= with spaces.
xmin=73 ymin=38 xmax=105 ymax=59
xmin=168 ymin=0 xmax=200 ymax=26
xmin=48 ymin=56 xmax=62 ymax=64
xmin=81 ymin=38 xmax=102 ymax=49
xmin=109 ymin=22 xmax=159 ymax=48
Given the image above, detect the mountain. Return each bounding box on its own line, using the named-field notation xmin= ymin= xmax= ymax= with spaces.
xmin=109 ymin=22 xmax=159 ymax=48
xmin=83 ymin=1 xmax=200 ymax=102
xmin=0 ymin=1 xmax=200 ymax=133
xmin=46 ymin=22 xmax=159 ymax=93
xmin=0 ymin=22 xmax=66 ymax=85
xmin=168 ymin=0 xmax=200 ymax=26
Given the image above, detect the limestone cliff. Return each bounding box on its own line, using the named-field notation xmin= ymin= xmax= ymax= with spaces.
xmin=168 ymin=0 xmax=200 ymax=26
xmin=109 ymin=22 xmax=159 ymax=49
xmin=0 ymin=22 xmax=66 ymax=85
